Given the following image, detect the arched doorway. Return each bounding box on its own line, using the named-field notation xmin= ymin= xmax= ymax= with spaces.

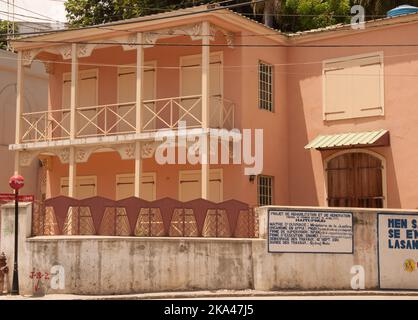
xmin=325 ymin=150 xmax=385 ymax=208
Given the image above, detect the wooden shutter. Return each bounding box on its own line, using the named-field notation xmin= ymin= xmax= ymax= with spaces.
xmin=323 ymin=53 xmax=383 ymax=120
xmin=324 ymin=66 xmax=351 ymax=120
xmin=327 ymin=152 xmax=383 ymax=208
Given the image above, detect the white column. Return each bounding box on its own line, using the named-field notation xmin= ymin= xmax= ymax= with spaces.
xmin=68 ymin=147 xmax=76 ymax=198
xmin=70 ymin=43 xmax=78 ymax=139
xmin=68 ymin=44 xmax=78 ymax=197
xmin=134 ymin=141 xmax=141 ymax=198
xmin=134 ymin=33 xmax=144 ymax=198
xmin=201 ymin=21 xmax=210 ymax=200
xmin=14 ymin=51 xmax=24 ymax=175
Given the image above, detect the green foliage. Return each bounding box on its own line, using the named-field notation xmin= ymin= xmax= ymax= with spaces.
xmin=65 ymin=0 xmax=220 ymax=27
xmin=0 ymin=20 xmax=18 ymax=50
xmin=280 ymin=0 xmax=350 ymax=32
xmin=64 ymin=0 xmax=418 ymax=32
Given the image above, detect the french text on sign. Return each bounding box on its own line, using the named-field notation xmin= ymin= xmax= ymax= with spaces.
xmin=268 ymin=209 xmax=353 ymax=254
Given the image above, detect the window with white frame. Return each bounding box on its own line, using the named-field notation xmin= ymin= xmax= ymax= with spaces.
xmin=257 ymin=175 xmax=274 ymax=206
xmin=258 ymin=61 xmax=274 ymax=112
xmin=323 ymin=52 xmax=384 ymax=121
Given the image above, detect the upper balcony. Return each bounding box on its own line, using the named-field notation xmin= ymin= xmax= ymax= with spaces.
xmin=20 ymin=95 xmax=235 ymax=143
xmin=12 ymin=14 xmax=242 ymax=148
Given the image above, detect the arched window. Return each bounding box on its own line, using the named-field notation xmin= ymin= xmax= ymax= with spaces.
xmin=325 ymin=150 xmax=385 ymax=208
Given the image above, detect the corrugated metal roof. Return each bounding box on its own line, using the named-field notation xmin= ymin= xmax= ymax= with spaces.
xmin=305 ymin=129 xmax=389 ymax=150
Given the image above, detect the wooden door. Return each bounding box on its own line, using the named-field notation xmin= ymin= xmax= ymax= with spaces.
xmin=326 ymin=152 xmax=383 ymax=208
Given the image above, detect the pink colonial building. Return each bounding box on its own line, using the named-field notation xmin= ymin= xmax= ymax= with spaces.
xmin=9 ymin=4 xmax=418 ymax=210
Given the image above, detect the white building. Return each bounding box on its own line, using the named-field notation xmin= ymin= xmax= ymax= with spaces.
xmin=0 ymin=49 xmax=48 ymax=196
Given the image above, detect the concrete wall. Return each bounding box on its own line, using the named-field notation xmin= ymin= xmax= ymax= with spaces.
xmin=1 ymin=204 xmax=407 ymax=295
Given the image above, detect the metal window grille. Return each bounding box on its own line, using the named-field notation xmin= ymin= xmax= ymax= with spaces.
xmin=258 ymin=61 xmax=274 ymax=112
xmin=257 ymin=175 xmax=274 ymax=206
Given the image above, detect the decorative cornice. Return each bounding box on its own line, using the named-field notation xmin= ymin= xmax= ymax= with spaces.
xmin=77 ymin=43 xmax=97 ymax=58
xmin=22 ymin=49 xmax=42 ymax=66
xmin=58 ymin=45 xmax=72 ymax=60
xmin=19 ymin=150 xmax=39 ymax=167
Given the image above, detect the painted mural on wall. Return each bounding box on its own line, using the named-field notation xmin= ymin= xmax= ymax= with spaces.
xmin=268 ymin=209 xmax=353 ymax=253
xmin=378 ymin=213 xmax=418 ymax=289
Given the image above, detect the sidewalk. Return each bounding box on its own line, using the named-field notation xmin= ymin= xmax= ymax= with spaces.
xmin=1 ymin=289 xmax=418 ymax=300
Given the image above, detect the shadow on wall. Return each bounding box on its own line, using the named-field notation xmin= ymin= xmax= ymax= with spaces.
xmin=287 ymin=72 xmax=319 ymax=206
xmin=384 ymin=147 xmax=401 ymax=208
xmin=0 ymin=82 xmax=42 ymax=195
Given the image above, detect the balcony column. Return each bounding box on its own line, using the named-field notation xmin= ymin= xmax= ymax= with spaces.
xmin=134 ymin=32 xmax=144 ymax=198
xmin=68 ymin=147 xmax=76 ymax=198
xmin=14 ymin=51 xmax=24 ymax=175
xmin=68 ymin=44 xmax=78 ymax=197
xmin=201 ymin=21 xmax=210 ymax=200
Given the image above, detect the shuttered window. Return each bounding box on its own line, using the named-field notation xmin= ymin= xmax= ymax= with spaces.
xmin=326 ymin=152 xmax=384 ymax=208
xmin=323 ymin=53 xmax=384 ymax=121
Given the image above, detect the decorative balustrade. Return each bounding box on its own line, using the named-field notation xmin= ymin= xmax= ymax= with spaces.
xmin=20 ymin=96 xmax=236 ymax=143
xmin=21 ymin=109 xmax=71 ymax=142
xmin=32 ymin=197 xmax=258 ymax=238
xmin=76 ymin=102 xmax=136 ymax=138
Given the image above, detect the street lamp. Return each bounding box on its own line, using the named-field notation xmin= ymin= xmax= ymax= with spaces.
xmin=8 ymin=174 xmax=24 ymax=295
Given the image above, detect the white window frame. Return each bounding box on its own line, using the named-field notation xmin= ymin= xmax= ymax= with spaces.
xmin=258 ymin=60 xmax=274 ymax=112
xmin=257 ymin=175 xmax=274 ymax=206
xmin=322 ymin=51 xmax=384 ymax=121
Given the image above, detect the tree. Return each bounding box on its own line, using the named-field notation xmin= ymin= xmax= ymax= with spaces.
xmin=65 ymin=0 xmax=220 ymax=27
xmin=64 ymin=0 xmax=413 ymax=33
xmin=281 ymin=0 xmax=350 ymax=32
xmin=251 ymin=0 xmax=283 ymax=28
xmin=0 ymin=20 xmax=18 ymax=50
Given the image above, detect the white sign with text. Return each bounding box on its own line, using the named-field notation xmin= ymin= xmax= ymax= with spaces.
xmin=268 ymin=210 xmax=353 ymax=253
xmin=378 ymin=213 xmax=418 ymax=289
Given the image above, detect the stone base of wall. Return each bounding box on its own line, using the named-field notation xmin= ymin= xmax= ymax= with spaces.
xmin=1 ymin=205 xmax=383 ymax=295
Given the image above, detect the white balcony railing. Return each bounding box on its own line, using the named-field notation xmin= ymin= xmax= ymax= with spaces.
xmin=21 ymin=109 xmax=71 ymax=143
xmin=20 ymin=96 xmax=235 ymax=143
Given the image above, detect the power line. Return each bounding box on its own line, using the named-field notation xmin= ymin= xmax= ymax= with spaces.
xmin=3 ymin=0 xmax=266 ymax=38
xmin=0 ymin=9 xmax=60 ymax=22
xmin=6 ymin=37 xmax=418 ymax=48
xmin=0 ymin=0 xmax=416 ymax=45
xmin=0 ymin=0 xmax=64 ymax=23
xmin=0 ymin=43 xmax=417 ymax=73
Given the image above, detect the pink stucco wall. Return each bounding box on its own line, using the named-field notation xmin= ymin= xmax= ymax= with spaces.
xmin=287 ymin=23 xmax=418 ymax=209
xmin=45 ymin=18 xmax=418 ymax=209
xmin=46 ymin=32 xmax=289 ymax=206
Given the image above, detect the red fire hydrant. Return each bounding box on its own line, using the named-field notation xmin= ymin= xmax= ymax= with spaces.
xmin=0 ymin=252 xmax=9 ymax=294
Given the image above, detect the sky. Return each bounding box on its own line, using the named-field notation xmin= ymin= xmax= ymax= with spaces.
xmin=0 ymin=0 xmax=67 ymax=24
